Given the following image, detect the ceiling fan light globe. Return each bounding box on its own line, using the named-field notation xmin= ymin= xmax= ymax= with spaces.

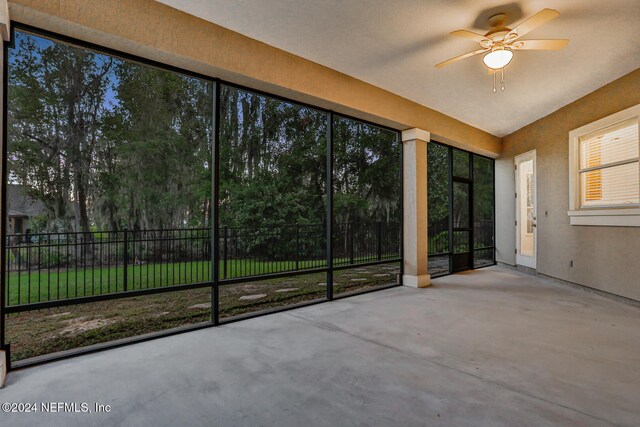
xmin=483 ymin=49 xmax=513 ymax=69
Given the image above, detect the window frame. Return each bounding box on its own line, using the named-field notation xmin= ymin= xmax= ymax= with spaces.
xmin=568 ymin=104 xmax=640 ymax=227
xmin=426 ymin=140 xmax=496 ymax=277
xmin=1 ymin=23 xmax=405 ymax=367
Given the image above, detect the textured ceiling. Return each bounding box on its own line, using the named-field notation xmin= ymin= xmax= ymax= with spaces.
xmin=156 ymin=0 xmax=640 ymax=137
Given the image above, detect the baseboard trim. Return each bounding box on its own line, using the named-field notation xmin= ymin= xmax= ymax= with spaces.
xmin=497 ymin=262 xmax=536 ymax=275
xmin=497 ymin=262 xmax=640 ymax=308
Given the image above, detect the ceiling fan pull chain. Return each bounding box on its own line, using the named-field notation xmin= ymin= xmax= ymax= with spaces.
xmin=493 ymin=72 xmax=497 ymax=93
xmin=501 ymin=67 xmax=505 ymax=91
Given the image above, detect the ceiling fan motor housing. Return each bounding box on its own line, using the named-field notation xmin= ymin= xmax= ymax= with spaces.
xmin=485 ymin=13 xmax=511 ymax=41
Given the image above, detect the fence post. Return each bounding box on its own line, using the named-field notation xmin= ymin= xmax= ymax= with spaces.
xmin=377 ymin=221 xmax=382 ymax=261
xmin=349 ymin=222 xmax=354 ymax=265
xmin=123 ymin=228 xmax=128 ymax=292
xmin=223 ymin=227 xmax=228 ymax=280
xmin=295 ymin=225 xmax=300 ymax=271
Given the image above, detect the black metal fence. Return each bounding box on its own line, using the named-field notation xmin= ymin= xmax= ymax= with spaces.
xmin=428 ymin=219 xmax=494 ymax=255
xmin=428 ymin=218 xmax=449 ymax=255
xmin=474 ymin=220 xmax=495 ymax=250
xmin=219 ymin=224 xmax=326 ymax=279
xmin=5 ymin=222 xmax=400 ymax=306
xmin=334 ymin=222 xmax=400 ymax=266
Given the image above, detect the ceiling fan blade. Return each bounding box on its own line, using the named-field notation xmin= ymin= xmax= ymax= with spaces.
xmin=436 ymin=48 xmax=489 ymax=68
xmin=507 ymin=9 xmax=560 ymax=41
xmin=511 ymin=39 xmax=569 ymax=50
xmin=450 ymin=30 xmax=490 ymax=43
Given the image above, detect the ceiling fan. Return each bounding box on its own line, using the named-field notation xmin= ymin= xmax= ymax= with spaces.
xmin=435 ymin=8 xmax=569 ymax=92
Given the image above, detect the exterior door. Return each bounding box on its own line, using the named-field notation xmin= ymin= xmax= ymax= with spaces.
xmin=515 ymin=150 xmax=537 ymax=269
xmin=451 ymin=148 xmax=473 ymax=272
xmin=428 ymin=142 xmax=496 ymax=277
xmin=452 ymin=179 xmax=472 ymax=271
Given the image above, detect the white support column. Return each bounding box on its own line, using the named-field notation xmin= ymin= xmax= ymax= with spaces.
xmin=0 ymin=0 xmax=9 ymax=42
xmin=402 ymin=128 xmax=430 ymax=288
xmin=0 ymin=350 xmax=6 ymax=388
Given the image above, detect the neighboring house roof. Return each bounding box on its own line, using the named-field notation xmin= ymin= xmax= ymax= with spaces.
xmin=8 ymin=211 xmax=28 ymax=217
xmin=7 ymin=184 xmax=47 ymax=218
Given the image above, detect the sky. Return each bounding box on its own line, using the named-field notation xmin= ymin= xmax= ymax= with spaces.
xmin=12 ymin=31 xmax=123 ymax=111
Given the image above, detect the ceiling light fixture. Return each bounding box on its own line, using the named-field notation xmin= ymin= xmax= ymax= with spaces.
xmin=483 ymin=47 xmax=513 ymax=92
xmin=483 ymin=47 xmax=513 ymax=70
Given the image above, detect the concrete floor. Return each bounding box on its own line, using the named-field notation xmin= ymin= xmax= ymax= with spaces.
xmin=1 ymin=266 xmax=639 ymax=427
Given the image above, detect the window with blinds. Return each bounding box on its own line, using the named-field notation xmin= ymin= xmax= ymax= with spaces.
xmin=578 ymin=118 xmax=639 ymax=208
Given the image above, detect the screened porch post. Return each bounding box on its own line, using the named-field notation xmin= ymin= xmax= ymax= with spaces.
xmin=0 ymin=0 xmax=10 ymax=386
xmin=402 ymin=128 xmax=431 ymax=288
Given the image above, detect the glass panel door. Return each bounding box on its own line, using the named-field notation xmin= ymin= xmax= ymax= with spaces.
xmin=427 ymin=143 xmax=451 ymax=276
xmin=515 ymin=151 xmax=537 ymax=269
xmin=473 ymin=155 xmax=495 ymax=267
xmin=452 ymin=180 xmax=472 ymax=272
xmin=427 ymin=143 xmax=495 ymax=277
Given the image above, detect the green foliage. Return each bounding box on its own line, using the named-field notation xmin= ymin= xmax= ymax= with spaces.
xmin=427 ymin=143 xmax=450 ymax=224
xmin=430 ymin=231 xmax=449 ymax=252
xmin=473 ymin=156 xmax=494 ymax=221
xmin=8 ymin=32 xmax=213 ymax=233
xmin=39 ymin=251 xmax=68 ymax=268
xmin=28 ymin=215 xmax=48 ymax=233
xmin=333 ymin=116 xmax=401 ymax=225
xmin=7 ymin=32 xmax=402 ymax=259
xmin=219 ymin=87 xmax=327 ymax=229
xmin=8 ymin=33 xmax=115 ymax=232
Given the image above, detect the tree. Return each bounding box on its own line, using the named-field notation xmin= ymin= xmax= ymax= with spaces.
xmin=104 ymin=62 xmax=212 ymax=230
xmin=8 ymin=33 xmax=114 ymax=232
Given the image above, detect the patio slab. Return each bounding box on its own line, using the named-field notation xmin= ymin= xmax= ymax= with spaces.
xmin=2 ymin=266 xmax=640 ymax=426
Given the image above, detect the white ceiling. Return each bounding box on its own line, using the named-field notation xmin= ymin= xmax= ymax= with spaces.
xmin=156 ymin=0 xmax=640 ymax=137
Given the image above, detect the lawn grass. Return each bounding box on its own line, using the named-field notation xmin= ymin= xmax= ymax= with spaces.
xmin=5 ymin=258 xmax=328 ymax=306
xmin=6 ymin=262 xmax=400 ymax=361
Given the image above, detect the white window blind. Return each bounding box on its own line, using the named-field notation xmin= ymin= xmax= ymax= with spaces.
xmin=578 ymin=118 xmax=639 ymax=208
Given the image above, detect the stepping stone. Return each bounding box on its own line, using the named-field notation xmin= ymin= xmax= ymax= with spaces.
xmin=317 ymin=282 xmax=327 ymax=286
xmin=354 ymin=269 xmax=369 ymax=273
xmin=239 ymin=294 xmax=267 ymax=301
xmin=382 ymin=266 xmax=398 ymax=270
xmin=154 ymin=311 xmax=170 ymax=317
xmin=48 ymin=312 xmax=71 ymax=318
xmin=188 ymin=303 xmax=210 ymax=310
xmin=373 ymin=273 xmax=391 ymax=277
xmin=275 ymin=288 xmax=299 ymax=293
xmin=350 ymin=278 xmax=368 ymax=282
xmin=59 ymin=318 xmax=111 ymax=336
